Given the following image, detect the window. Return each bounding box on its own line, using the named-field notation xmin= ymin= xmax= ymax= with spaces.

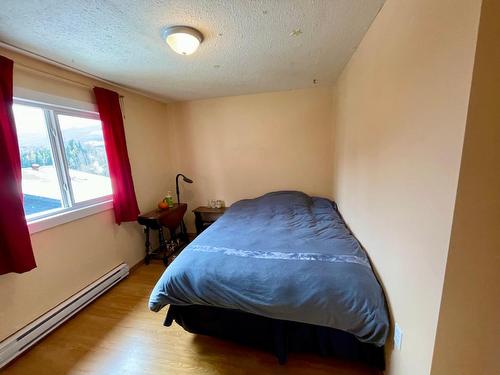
xmin=57 ymin=114 xmax=111 ymax=203
xmin=13 ymin=99 xmax=112 ymax=223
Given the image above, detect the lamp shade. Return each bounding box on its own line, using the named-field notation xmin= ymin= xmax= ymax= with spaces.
xmin=162 ymin=26 xmax=203 ymax=55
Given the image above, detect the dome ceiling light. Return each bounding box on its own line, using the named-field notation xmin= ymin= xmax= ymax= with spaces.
xmin=162 ymin=26 xmax=203 ymax=55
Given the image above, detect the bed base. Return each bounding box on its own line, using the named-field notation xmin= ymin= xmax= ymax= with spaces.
xmin=164 ymin=304 xmax=385 ymax=370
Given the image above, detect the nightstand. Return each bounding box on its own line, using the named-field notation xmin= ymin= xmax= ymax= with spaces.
xmin=192 ymin=206 xmax=227 ymax=234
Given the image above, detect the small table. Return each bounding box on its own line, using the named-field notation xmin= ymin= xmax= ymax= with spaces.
xmin=137 ymin=203 xmax=187 ymax=265
xmin=192 ymin=206 xmax=227 ymax=234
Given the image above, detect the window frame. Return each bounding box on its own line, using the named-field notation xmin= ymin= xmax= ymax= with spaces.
xmin=13 ymin=97 xmax=113 ymax=231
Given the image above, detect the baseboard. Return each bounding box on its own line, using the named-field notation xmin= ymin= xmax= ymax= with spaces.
xmin=0 ymin=263 xmax=129 ymax=368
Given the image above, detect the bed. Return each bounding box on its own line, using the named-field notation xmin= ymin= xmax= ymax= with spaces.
xmin=149 ymin=191 xmax=389 ymax=369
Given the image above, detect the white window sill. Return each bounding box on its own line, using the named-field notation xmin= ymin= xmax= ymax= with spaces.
xmin=28 ymin=200 xmax=114 ymax=234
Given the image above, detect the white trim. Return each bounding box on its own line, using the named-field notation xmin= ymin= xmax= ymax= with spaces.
xmin=0 ymin=264 xmax=129 ymax=368
xmin=13 ymin=87 xmax=98 ymax=112
xmin=28 ymin=200 xmax=113 ymax=234
xmin=25 ymin=194 xmax=113 ymax=222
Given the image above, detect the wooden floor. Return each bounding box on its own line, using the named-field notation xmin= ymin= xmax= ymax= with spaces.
xmin=3 ymin=263 xmax=381 ymax=375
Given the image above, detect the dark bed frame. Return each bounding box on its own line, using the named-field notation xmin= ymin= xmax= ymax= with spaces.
xmin=165 ymin=304 xmax=385 ymax=370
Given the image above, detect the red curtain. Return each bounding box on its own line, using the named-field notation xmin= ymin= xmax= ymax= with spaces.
xmin=0 ymin=55 xmax=36 ymax=275
xmin=93 ymin=87 xmax=139 ymax=224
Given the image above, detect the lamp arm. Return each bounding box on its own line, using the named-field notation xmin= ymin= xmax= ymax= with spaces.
xmin=176 ymin=174 xmax=181 ymax=205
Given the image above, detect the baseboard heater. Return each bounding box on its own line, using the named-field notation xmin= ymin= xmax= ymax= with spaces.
xmin=0 ymin=263 xmax=129 ymax=369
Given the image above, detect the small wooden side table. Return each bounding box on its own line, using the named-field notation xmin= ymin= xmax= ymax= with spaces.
xmin=192 ymin=206 xmax=227 ymax=235
xmin=137 ymin=203 xmax=187 ymax=265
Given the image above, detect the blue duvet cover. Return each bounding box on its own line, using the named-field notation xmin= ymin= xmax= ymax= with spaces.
xmin=149 ymin=191 xmax=389 ymax=346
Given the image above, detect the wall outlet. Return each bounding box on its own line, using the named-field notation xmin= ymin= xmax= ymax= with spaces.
xmin=394 ymin=323 xmax=403 ymax=350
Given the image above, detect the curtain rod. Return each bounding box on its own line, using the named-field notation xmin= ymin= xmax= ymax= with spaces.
xmin=15 ymin=63 xmax=94 ymax=90
xmin=14 ymin=63 xmax=123 ymax=99
xmin=0 ymin=41 xmax=167 ymax=102
xmin=14 ymin=63 xmax=128 ymax=119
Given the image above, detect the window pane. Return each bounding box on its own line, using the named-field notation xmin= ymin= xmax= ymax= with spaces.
xmin=13 ymin=104 xmax=64 ymax=217
xmin=58 ymin=114 xmax=112 ymax=203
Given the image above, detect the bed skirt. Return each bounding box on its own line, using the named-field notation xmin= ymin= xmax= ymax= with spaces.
xmin=164 ymin=304 xmax=385 ymax=370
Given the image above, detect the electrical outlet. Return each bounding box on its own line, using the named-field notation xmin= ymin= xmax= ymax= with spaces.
xmin=394 ymin=323 xmax=403 ymax=350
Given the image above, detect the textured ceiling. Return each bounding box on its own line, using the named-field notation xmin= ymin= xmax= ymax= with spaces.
xmin=0 ymin=0 xmax=384 ymax=101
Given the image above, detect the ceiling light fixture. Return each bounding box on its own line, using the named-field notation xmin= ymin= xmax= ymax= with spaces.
xmin=162 ymin=26 xmax=203 ymax=55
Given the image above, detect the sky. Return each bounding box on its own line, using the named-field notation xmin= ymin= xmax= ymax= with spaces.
xmin=12 ymin=103 xmax=103 ymax=148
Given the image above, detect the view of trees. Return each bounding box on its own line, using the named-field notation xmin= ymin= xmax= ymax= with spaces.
xmin=20 ymin=146 xmax=53 ymax=167
xmin=20 ymin=140 xmax=109 ymax=177
xmin=65 ymin=139 xmax=109 ymax=176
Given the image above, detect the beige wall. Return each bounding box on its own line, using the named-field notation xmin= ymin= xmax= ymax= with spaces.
xmin=2 ymin=3 xmax=496 ymax=374
xmin=431 ymin=1 xmax=500 ymax=373
xmin=167 ymin=87 xmax=334 ymax=232
xmin=0 ymin=48 xmax=173 ymax=340
xmin=331 ymin=0 xmax=482 ymax=374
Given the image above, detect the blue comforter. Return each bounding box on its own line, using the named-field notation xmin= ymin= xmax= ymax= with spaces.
xmin=149 ymin=191 xmax=389 ymax=346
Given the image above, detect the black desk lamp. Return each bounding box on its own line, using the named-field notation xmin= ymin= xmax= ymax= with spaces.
xmin=176 ymin=173 xmax=193 ymax=204
xmin=176 ymin=173 xmax=193 ymax=240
